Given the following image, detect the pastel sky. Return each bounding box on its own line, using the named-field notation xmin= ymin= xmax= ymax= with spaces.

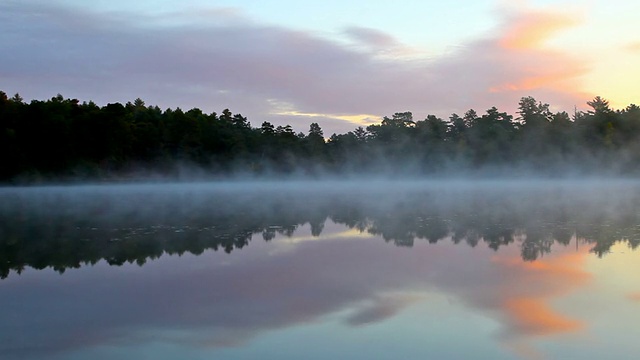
xmin=1 ymin=0 xmax=639 ymax=134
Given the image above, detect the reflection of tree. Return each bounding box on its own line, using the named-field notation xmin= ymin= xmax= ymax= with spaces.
xmin=2 ymin=185 xmax=640 ymax=278
xmin=521 ymin=233 xmax=555 ymax=261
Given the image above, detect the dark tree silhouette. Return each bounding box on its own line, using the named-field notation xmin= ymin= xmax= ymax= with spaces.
xmin=2 ymin=91 xmax=640 ymax=181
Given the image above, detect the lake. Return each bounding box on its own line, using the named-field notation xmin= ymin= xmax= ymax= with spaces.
xmin=2 ymin=180 xmax=640 ymax=360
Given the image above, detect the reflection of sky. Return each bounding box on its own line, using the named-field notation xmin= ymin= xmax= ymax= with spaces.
xmin=2 ymin=223 xmax=640 ymax=360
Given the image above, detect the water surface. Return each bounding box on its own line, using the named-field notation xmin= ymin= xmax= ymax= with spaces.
xmin=2 ymin=180 xmax=640 ymax=359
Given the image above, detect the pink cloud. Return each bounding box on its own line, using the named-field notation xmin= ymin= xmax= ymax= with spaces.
xmin=499 ymin=10 xmax=580 ymax=50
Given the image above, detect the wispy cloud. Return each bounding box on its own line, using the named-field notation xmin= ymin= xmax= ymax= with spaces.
xmin=344 ymin=26 xmax=400 ymax=50
xmin=342 ymin=26 xmax=422 ymax=59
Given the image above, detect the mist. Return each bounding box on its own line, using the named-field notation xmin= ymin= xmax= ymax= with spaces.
xmin=3 ymin=178 xmax=640 ymax=278
xmin=2 ymin=92 xmax=640 ymax=184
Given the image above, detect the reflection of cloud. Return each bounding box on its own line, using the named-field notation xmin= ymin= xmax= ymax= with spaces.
xmin=474 ymin=250 xmax=590 ymax=360
xmin=504 ymin=298 xmax=582 ymax=336
xmin=276 ymin=227 xmax=371 ymax=246
xmin=345 ymin=294 xmax=421 ymax=326
xmin=627 ymin=292 xmax=640 ymax=302
xmin=0 ymin=232 xmax=593 ymax=359
xmin=0 ymin=2 xmax=592 ymax=135
xmin=490 ymin=252 xmax=590 ymax=339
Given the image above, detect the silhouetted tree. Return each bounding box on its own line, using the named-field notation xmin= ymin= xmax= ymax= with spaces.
xmin=3 ymin=91 xmax=640 ymax=181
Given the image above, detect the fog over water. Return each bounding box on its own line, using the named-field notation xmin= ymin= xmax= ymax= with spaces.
xmin=2 ymin=179 xmax=640 ymax=360
xmin=3 ymin=178 xmax=640 ymax=271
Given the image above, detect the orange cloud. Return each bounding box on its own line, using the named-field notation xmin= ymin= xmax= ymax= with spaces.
xmin=627 ymin=292 xmax=640 ymax=302
xmin=482 ymin=7 xmax=590 ymax=104
xmin=489 ymin=73 xmax=581 ymax=93
xmin=499 ymin=10 xmax=580 ymax=50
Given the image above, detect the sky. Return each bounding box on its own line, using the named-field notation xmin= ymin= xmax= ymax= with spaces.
xmin=1 ymin=0 xmax=639 ymax=135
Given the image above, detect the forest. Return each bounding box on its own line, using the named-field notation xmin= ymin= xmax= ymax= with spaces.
xmin=2 ymin=90 xmax=640 ymax=182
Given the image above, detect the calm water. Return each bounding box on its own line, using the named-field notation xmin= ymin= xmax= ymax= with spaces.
xmin=2 ymin=180 xmax=640 ymax=360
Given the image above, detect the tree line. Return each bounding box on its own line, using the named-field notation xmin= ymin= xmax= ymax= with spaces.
xmin=2 ymin=91 xmax=640 ymax=181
